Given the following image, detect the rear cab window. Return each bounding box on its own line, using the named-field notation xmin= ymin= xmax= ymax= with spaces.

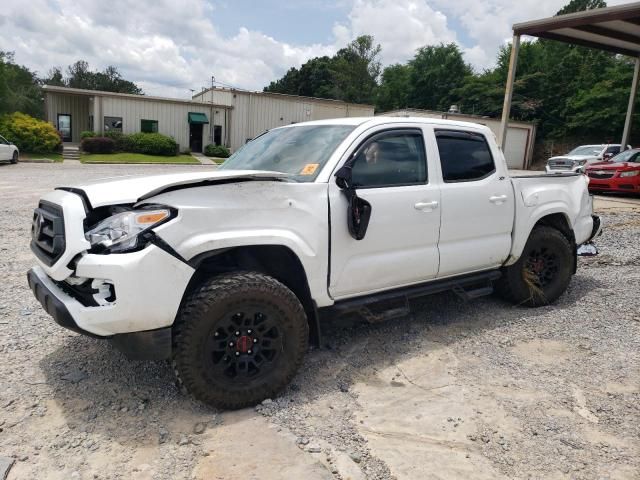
xmin=435 ymin=130 xmax=495 ymax=182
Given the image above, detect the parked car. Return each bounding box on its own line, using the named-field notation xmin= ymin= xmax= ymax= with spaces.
xmin=545 ymin=144 xmax=629 ymax=173
xmin=0 ymin=134 xmax=19 ymax=163
xmin=27 ymin=117 xmax=601 ymax=409
xmin=586 ymin=148 xmax=640 ymax=195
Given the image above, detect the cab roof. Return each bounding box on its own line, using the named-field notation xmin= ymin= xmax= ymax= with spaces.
xmin=279 ymin=116 xmax=495 ymax=134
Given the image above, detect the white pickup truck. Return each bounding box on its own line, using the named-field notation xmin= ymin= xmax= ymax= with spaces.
xmin=28 ymin=117 xmax=601 ymax=409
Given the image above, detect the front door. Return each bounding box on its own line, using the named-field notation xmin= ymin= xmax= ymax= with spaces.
xmin=57 ymin=114 xmax=72 ymax=142
xmin=190 ymin=123 xmax=203 ymax=152
xmin=329 ymin=127 xmax=441 ymax=299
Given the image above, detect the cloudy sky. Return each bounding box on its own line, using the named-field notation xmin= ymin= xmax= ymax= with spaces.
xmin=0 ymin=0 xmax=628 ymax=99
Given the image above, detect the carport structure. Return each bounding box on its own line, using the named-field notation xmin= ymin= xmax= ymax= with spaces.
xmin=498 ymin=2 xmax=640 ymax=151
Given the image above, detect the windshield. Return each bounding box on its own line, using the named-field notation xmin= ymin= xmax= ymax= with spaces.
xmin=219 ymin=125 xmax=356 ymax=181
xmin=568 ymin=146 xmax=601 ymax=156
xmin=609 ymin=149 xmax=640 ymax=163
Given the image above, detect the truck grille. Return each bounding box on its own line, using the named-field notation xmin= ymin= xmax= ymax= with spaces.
xmin=587 ymin=171 xmax=615 ymax=179
xmin=548 ymin=161 xmax=573 ymax=170
xmin=30 ymin=201 xmax=66 ymax=266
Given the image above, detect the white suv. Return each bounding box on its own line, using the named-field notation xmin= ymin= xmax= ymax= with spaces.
xmin=545 ymin=144 xmax=629 ymax=173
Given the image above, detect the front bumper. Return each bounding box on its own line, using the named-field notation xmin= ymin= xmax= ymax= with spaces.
xmin=587 ymin=176 xmax=640 ymax=193
xmin=546 ymin=165 xmax=582 ymax=174
xmin=27 ymin=245 xmax=194 ymax=337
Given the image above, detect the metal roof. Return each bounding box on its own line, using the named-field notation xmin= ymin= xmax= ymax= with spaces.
xmin=513 ymin=2 xmax=640 ymax=57
xmin=42 ymin=85 xmax=233 ymax=109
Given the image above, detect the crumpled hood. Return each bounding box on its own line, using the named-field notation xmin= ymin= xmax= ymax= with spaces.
xmin=57 ymin=170 xmax=289 ymax=208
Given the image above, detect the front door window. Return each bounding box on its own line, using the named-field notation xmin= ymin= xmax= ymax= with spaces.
xmin=58 ymin=114 xmax=72 ymax=142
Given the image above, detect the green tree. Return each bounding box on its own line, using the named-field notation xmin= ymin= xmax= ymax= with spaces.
xmin=0 ymin=51 xmax=43 ymax=117
xmin=408 ymin=43 xmax=473 ymax=111
xmin=264 ymin=35 xmax=381 ymax=105
xmin=51 ymin=60 xmax=142 ymax=94
xmin=376 ymin=64 xmax=411 ymax=112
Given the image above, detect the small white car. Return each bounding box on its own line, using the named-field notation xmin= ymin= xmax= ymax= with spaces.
xmin=0 ymin=134 xmax=19 ymax=163
xmin=545 ymin=144 xmax=628 ymax=173
xmin=27 ymin=117 xmax=601 ymax=409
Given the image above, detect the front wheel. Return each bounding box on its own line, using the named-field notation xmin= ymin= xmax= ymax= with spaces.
xmin=172 ymin=271 xmax=308 ymax=409
xmin=10 ymin=152 xmax=18 ymax=164
xmin=496 ymin=226 xmax=574 ymax=307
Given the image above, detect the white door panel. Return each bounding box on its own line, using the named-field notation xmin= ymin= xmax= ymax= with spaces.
xmin=329 ymin=184 xmax=440 ymax=298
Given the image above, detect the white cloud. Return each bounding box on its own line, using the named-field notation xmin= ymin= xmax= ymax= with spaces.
xmin=0 ymin=0 xmax=334 ymax=98
xmin=335 ymin=0 xmax=457 ymax=65
xmin=0 ymin=0 xmax=633 ymax=98
xmin=429 ymin=0 xmax=632 ymax=71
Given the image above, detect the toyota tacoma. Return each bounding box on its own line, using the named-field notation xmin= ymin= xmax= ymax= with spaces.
xmin=28 ymin=117 xmax=601 ymax=409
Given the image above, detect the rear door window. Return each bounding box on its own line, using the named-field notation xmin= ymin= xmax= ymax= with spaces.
xmin=435 ymin=130 xmax=495 ymax=182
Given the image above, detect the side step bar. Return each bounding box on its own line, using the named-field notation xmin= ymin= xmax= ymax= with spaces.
xmin=326 ymin=270 xmax=502 ymax=317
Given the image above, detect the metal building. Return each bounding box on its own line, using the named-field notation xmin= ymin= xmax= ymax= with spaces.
xmin=379 ymin=108 xmax=537 ymax=169
xmin=192 ymin=88 xmax=374 ymax=152
xmin=42 ymin=85 xmax=374 ymax=153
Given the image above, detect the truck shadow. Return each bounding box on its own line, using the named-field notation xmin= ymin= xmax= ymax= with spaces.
xmin=37 ymin=273 xmax=602 ymax=448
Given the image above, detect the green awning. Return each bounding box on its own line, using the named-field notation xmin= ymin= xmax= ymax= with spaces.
xmin=188 ymin=112 xmax=209 ymax=124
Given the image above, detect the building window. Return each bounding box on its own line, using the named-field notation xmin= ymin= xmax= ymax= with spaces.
xmin=104 ymin=116 xmax=122 ymax=132
xmin=141 ymin=119 xmax=158 ymax=133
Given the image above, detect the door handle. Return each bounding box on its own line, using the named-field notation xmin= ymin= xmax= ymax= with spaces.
xmin=414 ymin=201 xmax=439 ymax=211
xmin=489 ymin=195 xmax=508 ymax=204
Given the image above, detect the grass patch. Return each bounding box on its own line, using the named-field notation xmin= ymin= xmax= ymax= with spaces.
xmin=81 ymin=153 xmax=199 ymax=164
xmin=22 ymin=152 xmax=63 ymax=163
xmin=210 ymin=157 xmax=227 ymax=165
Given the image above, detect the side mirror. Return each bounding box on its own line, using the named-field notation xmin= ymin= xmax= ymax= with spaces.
xmin=334 ymin=165 xmax=352 ymax=190
xmin=347 ymin=195 xmax=371 ymax=241
xmin=334 ymin=164 xmax=372 ymax=240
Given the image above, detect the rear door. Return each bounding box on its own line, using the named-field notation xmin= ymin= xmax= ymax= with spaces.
xmin=433 ymin=129 xmax=514 ymax=277
xmin=328 ymin=126 xmax=441 ymax=298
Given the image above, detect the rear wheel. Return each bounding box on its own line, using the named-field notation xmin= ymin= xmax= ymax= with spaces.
xmin=10 ymin=152 xmax=18 ymax=164
xmin=496 ymin=226 xmax=574 ymax=307
xmin=173 ymin=271 xmax=308 ymax=409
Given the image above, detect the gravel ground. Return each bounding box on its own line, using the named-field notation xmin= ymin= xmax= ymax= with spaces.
xmin=0 ymin=162 xmax=638 ymax=480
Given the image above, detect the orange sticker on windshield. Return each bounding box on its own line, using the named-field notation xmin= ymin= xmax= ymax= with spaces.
xmin=300 ymin=163 xmax=319 ymax=175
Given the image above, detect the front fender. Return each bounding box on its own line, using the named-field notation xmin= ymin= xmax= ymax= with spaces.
xmin=167 ymin=229 xmax=332 ymax=307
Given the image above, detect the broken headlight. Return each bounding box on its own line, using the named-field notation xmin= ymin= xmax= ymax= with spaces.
xmin=85 ymin=208 xmax=172 ymax=252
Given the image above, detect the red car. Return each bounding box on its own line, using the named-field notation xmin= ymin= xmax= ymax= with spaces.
xmin=586 ymin=148 xmax=640 ymax=195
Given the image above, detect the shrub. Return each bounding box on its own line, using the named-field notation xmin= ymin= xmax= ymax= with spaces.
xmin=81 ymin=137 xmax=116 ymax=154
xmin=103 ymin=131 xmax=133 ymax=152
xmin=204 ymin=144 xmax=230 ymax=158
xmin=80 ymin=131 xmax=96 ymax=139
xmin=128 ymin=132 xmax=178 ymax=156
xmin=181 ymin=147 xmax=192 ymax=155
xmin=0 ymin=112 xmax=62 ymax=153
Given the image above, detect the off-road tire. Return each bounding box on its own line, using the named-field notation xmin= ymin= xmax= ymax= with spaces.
xmin=10 ymin=152 xmax=18 ymax=164
xmin=496 ymin=226 xmax=574 ymax=307
xmin=172 ymin=271 xmax=308 ymax=409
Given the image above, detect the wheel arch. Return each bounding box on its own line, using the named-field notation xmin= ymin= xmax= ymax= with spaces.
xmin=182 ymin=245 xmax=321 ymax=346
xmin=507 ymin=209 xmax=576 ymax=266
